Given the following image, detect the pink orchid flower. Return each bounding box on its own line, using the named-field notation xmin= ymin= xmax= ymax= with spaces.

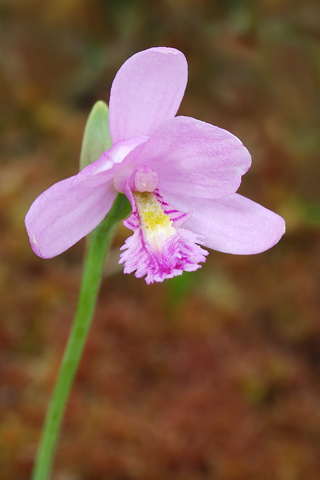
xmin=25 ymin=47 xmax=285 ymax=284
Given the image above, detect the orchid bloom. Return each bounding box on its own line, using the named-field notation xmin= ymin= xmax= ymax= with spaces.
xmin=25 ymin=47 xmax=285 ymax=284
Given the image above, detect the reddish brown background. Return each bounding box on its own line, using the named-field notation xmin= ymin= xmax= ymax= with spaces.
xmin=1 ymin=1 xmax=320 ymax=479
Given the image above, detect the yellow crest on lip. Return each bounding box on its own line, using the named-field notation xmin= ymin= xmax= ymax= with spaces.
xmin=134 ymin=192 xmax=176 ymax=251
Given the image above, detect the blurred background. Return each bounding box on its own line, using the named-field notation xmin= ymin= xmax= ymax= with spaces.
xmin=1 ymin=0 xmax=320 ymax=479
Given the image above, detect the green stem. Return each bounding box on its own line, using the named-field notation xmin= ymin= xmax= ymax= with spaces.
xmin=32 ymin=194 xmax=131 ymax=480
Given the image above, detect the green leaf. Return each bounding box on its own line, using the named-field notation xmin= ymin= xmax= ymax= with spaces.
xmin=79 ymin=100 xmax=112 ymax=170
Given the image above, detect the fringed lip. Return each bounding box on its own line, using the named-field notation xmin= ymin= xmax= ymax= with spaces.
xmin=119 ymin=186 xmax=208 ymax=284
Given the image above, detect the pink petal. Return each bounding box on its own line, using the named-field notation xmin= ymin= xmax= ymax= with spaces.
xmin=109 ymin=47 xmax=188 ymax=143
xmin=25 ymin=137 xmax=147 ymax=258
xmin=125 ymin=116 xmax=251 ymax=199
xmin=25 ymin=159 xmax=117 ymax=258
xmin=164 ymin=192 xmax=286 ymax=255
